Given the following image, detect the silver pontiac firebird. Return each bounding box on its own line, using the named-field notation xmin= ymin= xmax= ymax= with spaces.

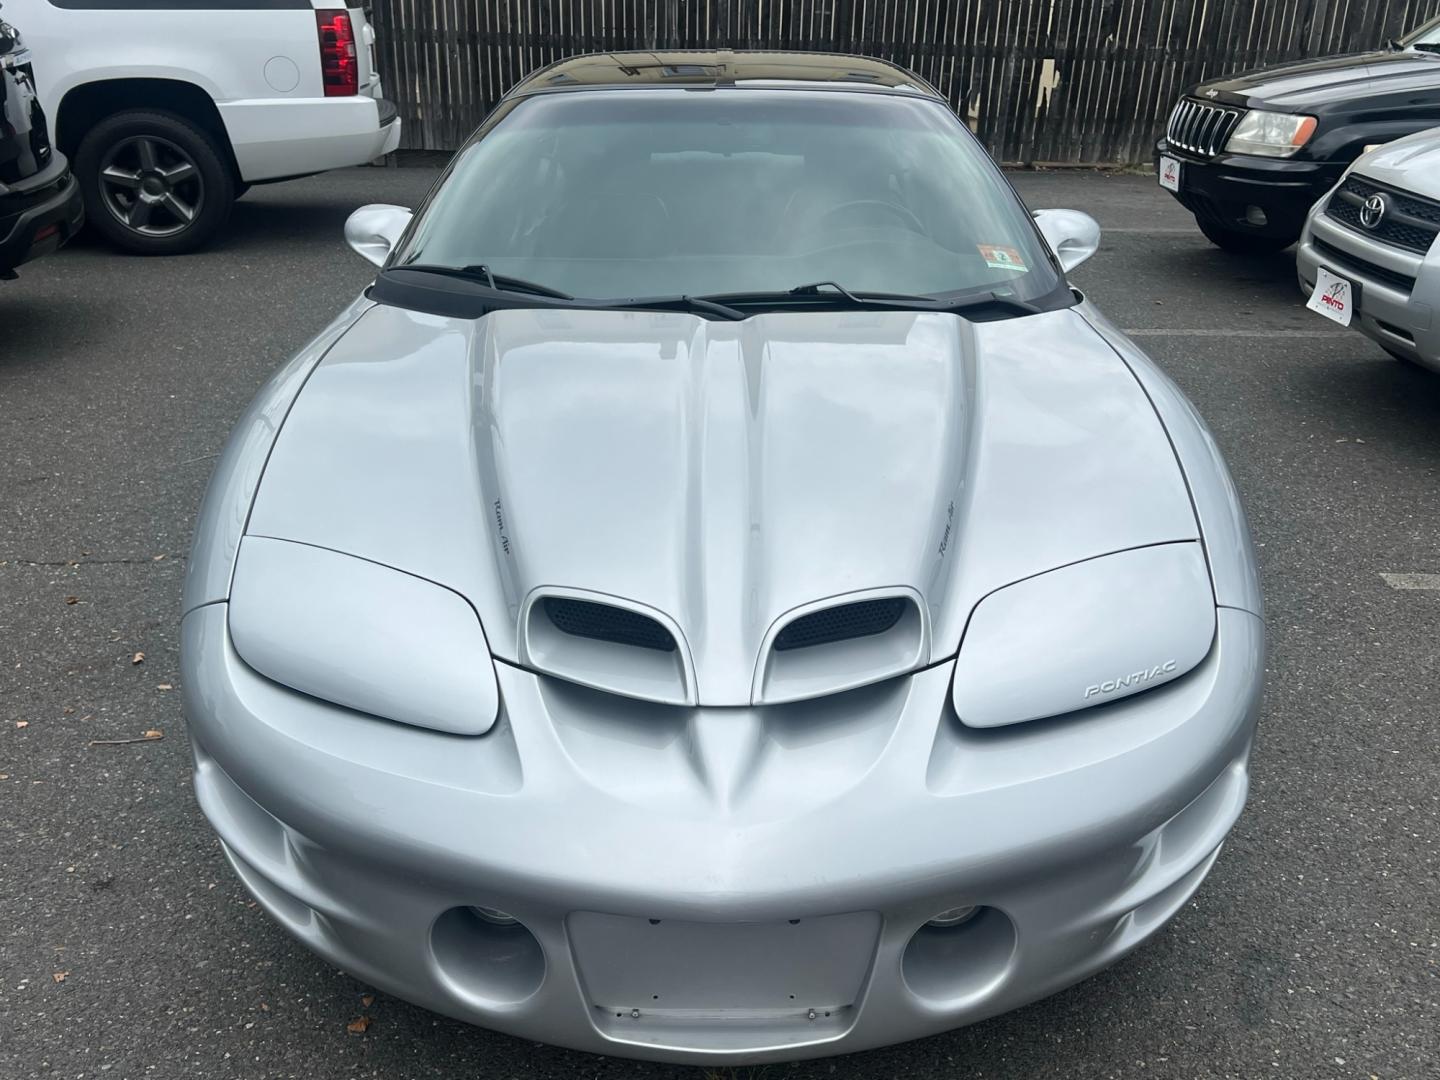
xmin=181 ymin=51 xmax=1265 ymax=1064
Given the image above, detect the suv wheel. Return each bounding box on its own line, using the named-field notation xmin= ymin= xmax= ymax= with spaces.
xmin=75 ymin=110 xmax=235 ymax=254
xmin=1196 ymin=215 xmax=1297 ymax=255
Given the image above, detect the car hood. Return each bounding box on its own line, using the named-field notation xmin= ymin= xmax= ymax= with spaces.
xmin=1352 ymin=125 xmax=1440 ymax=198
xmin=1197 ymin=49 xmax=1440 ymax=111
xmin=244 ymin=304 xmax=1200 ymax=705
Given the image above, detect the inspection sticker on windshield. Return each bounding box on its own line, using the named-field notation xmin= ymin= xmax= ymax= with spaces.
xmin=978 ymin=244 xmax=1028 ymax=272
xmin=1306 ymin=267 xmax=1354 ymax=327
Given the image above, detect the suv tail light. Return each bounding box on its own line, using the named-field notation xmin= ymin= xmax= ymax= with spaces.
xmin=316 ymin=10 xmax=358 ymax=96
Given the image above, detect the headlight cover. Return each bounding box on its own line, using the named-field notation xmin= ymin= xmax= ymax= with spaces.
xmin=229 ymin=536 xmax=499 ymax=735
xmin=1225 ymin=110 xmax=1317 ymax=158
xmin=952 ymin=542 xmax=1215 ymax=729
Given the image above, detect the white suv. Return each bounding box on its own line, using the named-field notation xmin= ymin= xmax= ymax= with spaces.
xmin=8 ymin=0 xmax=400 ymax=253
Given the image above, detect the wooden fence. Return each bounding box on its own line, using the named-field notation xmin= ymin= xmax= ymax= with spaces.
xmin=369 ymin=0 xmax=1440 ymax=164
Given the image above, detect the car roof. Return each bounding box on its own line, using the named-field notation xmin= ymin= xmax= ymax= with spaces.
xmin=507 ymin=50 xmax=943 ymax=100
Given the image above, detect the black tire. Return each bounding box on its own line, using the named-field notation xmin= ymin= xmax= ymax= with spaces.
xmin=75 ymin=109 xmax=235 ymax=255
xmin=1196 ymin=216 xmax=1297 ymax=255
xmin=234 ymin=182 xmax=252 ymax=199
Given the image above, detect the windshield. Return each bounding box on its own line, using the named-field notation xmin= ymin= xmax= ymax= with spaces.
xmin=394 ymin=88 xmax=1060 ymax=303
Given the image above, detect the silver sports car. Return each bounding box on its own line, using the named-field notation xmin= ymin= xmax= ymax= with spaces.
xmin=181 ymin=51 xmax=1265 ymax=1064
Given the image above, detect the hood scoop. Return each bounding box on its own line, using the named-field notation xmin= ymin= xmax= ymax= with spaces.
xmin=755 ymin=589 xmax=929 ymax=705
xmin=774 ymin=596 xmax=909 ymax=651
xmin=544 ymin=597 xmax=678 ymax=652
xmin=520 ymin=589 xmax=698 ymax=706
xmin=522 ymin=588 xmax=928 ymax=707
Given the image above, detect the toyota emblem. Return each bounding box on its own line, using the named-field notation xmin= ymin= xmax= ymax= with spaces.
xmin=1360 ymin=193 xmax=1387 ymax=229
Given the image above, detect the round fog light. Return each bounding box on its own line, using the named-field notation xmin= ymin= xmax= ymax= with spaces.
xmin=928 ymin=905 xmax=979 ymax=928
xmin=469 ymin=905 xmax=518 ymax=926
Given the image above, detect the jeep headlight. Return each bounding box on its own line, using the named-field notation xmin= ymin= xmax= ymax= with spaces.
xmin=1225 ymin=110 xmax=1317 ymax=158
xmin=951 ymin=542 xmax=1215 ymax=729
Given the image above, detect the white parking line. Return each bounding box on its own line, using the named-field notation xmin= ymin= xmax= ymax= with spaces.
xmin=1105 ymin=227 xmax=1204 ymax=234
xmin=1122 ymin=328 xmax=1343 ymax=338
xmin=1380 ymin=573 xmax=1440 ymax=591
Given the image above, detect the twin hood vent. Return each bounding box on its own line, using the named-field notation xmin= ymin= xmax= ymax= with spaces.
xmin=521 ymin=589 xmax=928 ymax=706
xmin=772 ymin=597 xmax=908 ymax=652
xmin=542 ymin=597 xmax=678 ymax=653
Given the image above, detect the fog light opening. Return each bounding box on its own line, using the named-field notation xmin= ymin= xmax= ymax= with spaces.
xmin=902 ymin=905 xmax=1017 ymax=1007
xmin=928 ymin=905 xmax=979 ymax=928
xmin=430 ymin=905 xmax=545 ymax=1006
xmin=1244 ymin=205 xmax=1267 ymax=226
xmin=469 ymin=905 xmax=518 ymax=926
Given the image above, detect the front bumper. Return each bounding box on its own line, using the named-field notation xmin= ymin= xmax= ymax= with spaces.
xmin=0 ymin=154 xmax=83 ymax=274
xmin=182 ymin=603 xmax=1263 ymax=1063
xmin=1156 ymin=138 xmax=1342 ymax=239
xmin=1297 ymin=198 xmax=1440 ymax=371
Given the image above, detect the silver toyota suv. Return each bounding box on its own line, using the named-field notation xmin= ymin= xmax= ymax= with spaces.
xmin=1297 ymin=127 xmax=1440 ymax=372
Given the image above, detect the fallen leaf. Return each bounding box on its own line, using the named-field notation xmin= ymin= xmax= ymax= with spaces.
xmin=0 ymin=774 xmax=9 ymax=780
xmin=346 ymin=1016 xmax=371 ymax=1034
xmin=156 ymin=684 xmax=173 ymax=691
xmin=64 ymin=596 xmax=79 ymax=605
xmin=152 ymin=554 xmax=166 ymax=562
xmin=361 ymin=994 xmax=374 ymax=1007
xmin=15 ymin=721 xmax=28 ymax=729
xmin=132 ymin=652 xmax=145 ymax=665
xmin=142 ymin=729 xmax=163 ymax=739
xmin=52 ymin=971 xmax=68 ymax=983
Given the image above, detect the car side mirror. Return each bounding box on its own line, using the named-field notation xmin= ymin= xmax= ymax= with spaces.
xmin=1032 ymin=208 xmax=1101 ymax=273
xmin=345 ymin=204 xmax=413 ymax=267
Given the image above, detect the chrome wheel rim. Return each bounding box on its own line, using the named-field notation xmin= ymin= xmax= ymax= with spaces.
xmin=98 ymin=135 xmax=203 ymax=238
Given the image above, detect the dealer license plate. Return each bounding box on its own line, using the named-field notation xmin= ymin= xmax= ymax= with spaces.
xmin=1158 ymin=155 xmax=1181 ymax=192
xmin=1306 ymin=266 xmax=1356 ymax=328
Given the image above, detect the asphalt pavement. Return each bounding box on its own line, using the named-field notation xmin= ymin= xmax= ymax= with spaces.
xmin=1 ymin=166 xmax=1437 ymax=1080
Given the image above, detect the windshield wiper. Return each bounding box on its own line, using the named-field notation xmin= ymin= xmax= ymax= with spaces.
xmin=393 ymin=263 xmax=575 ymax=300
xmin=599 ymin=295 xmax=749 ymax=320
xmin=692 ymin=283 xmax=1042 ymax=318
xmin=388 ymin=268 xmax=748 ymax=319
xmin=1411 ymin=42 xmax=1440 ymax=54
xmin=943 ymin=289 xmax=1043 ymax=316
xmin=380 ymin=268 xmax=1039 ymax=321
